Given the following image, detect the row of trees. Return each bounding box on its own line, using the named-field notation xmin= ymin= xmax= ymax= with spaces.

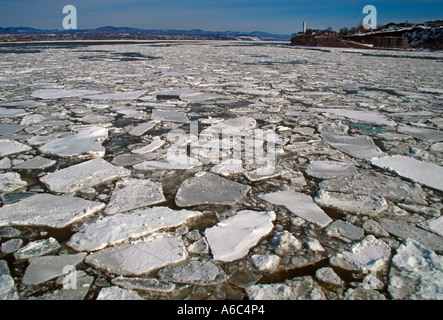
xmin=304 ymin=20 xmax=418 ymax=37
xmin=338 ymin=21 xmax=418 ymax=36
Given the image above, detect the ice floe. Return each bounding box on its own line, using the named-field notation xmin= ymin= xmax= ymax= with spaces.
xmin=104 ymin=178 xmax=165 ymax=215
xmin=305 ymin=160 xmax=358 ymax=179
xmin=370 ymin=155 xmax=443 ymax=192
xmin=0 ymin=139 xmax=32 ymax=157
xmin=246 ymin=276 xmax=326 ymax=300
xmin=0 ymin=172 xmax=27 ymax=193
xmin=379 ymin=218 xmax=443 ymax=251
xmin=330 ymin=235 xmax=392 ymax=272
xmin=0 ymin=124 xmax=24 ymax=137
xmin=133 ymin=155 xmax=201 ymax=171
xmin=22 ymin=252 xmax=87 ymax=285
xmin=84 ymin=233 xmax=188 ymax=276
xmin=271 ymin=230 xmax=302 ymax=255
xmin=67 ymin=206 xmax=202 ymax=252
xmin=204 ymin=210 xmax=276 ymax=262
xmin=1 ymin=238 xmax=23 ymax=254
xmin=316 ymin=108 xmax=396 ymax=126
xmin=83 ymin=90 xmax=145 ymax=100
xmin=318 ymin=172 xmax=428 ymax=205
xmin=324 ymin=220 xmax=364 ymax=243
xmin=12 ymin=156 xmax=56 ymax=170
xmin=151 ymin=109 xmax=190 ymax=123
xmin=315 ymin=267 xmax=344 ymax=286
xmin=158 ymin=259 xmax=227 ymax=285
xmin=31 ymin=89 xmax=101 ymax=99
xmin=314 ymin=190 xmax=388 ymax=216
xmin=1 ymin=41 xmax=443 ymax=301
xmin=0 ymin=157 xmax=11 ymax=169
xmin=0 ymin=108 xmax=27 ymax=118
xmin=96 ymin=286 xmax=144 ymax=300
xmin=258 ymin=190 xmax=332 ymax=228
xmin=131 ymin=138 xmax=165 ymax=154
xmin=0 ymin=260 xmax=18 ymax=300
xmin=321 ymin=134 xmax=385 ymax=159
xmin=419 ymin=216 xmax=443 ymax=238
xmin=175 ymin=172 xmax=251 ymax=207
xmin=250 ymin=254 xmax=281 ymax=272
xmin=210 ymin=158 xmax=244 ymax=177
xmin=398 ymin=124 xmax=443 ymax=143
xmin=39 ymin=126 xmax=108 ymax=159
xmin=111 ymin=276 xmax=176 ymax=293
xmin=0 ymin=193 xmax=105 ymax=229
xmin=128 ymin=121 xmax=156 ymax=136
xmin=14 ymin=238 xmax=60 ymax=260
xmin=388 ymin=238 xmax=443 ymax=300
xmin=41 ymin=158 xmax=130 ymax=193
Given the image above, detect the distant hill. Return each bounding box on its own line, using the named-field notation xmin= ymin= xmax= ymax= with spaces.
xmin=0 ymin=27 xmax=59 ymax=34
xmin=0 ymin=26 xmax=291 ymax=41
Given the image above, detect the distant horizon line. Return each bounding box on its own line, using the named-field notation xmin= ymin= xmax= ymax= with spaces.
xmin=0 ymin=25 xmax=294 ymax=36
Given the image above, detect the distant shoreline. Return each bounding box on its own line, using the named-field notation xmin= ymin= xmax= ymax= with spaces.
xmin=0 ymin=39 xmax=290 ymax=46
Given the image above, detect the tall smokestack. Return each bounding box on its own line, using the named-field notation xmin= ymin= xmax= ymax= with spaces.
xmin=303 ymin=21 xmax=307 ymax=33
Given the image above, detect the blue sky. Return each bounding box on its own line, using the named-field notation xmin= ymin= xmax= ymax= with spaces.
xmin=0 ymin=0 xmax=442 ymax=34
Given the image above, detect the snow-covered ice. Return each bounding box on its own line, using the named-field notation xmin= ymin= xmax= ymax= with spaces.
xmin=330 ymin=235 xmax=392 ymax=272
xmin=1 ymin=41 xmax=442 ymax=300
xmin=388 ymin=238 xmax=443 ymax=300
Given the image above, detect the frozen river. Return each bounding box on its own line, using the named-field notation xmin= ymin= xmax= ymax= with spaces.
xmin=0 ymin=41 xmax=442 ymax=300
